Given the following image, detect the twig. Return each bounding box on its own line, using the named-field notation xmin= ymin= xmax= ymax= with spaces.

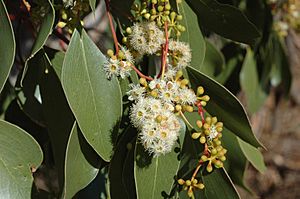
xmin=104 ymin=0 xmax=119 ymax=54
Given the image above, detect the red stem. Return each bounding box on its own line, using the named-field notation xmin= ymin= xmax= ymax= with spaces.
xmin=104 ymin=0 xmax=119 ymax=54
xmin=157 ymin=22 xmax=169 ymax=78
xmin=131 ymin=65 xmax=154 ymax=81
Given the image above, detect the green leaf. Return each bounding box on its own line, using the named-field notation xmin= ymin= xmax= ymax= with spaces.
xmin=0 ymin=0 xmax=15 ymax=93
xmin=134 ymin=144 xmax=179 ymax=199
xmin=240 ymin=49 xmax=266 ymax=114
xmin=44 ymin=47 xmax=65 ymax=79
xmin=39 ymin=50 xmax=75 ymax=193
xmin=63 ymin=122 xmax=103 ymax=199
xmin=222 ymin=128 xmax=250 ymax=191
xmin=21 ymin=0 xmax=55 ymax=85
xmin=108 ymin=126 xmax=137 ymax=199
xmin=186 ymin=66 xmax=262 ymax=148
xmin=179 ymin=1 xmax=206 ymax=69
xmin=202 ymin=168 xmax=240 ymax=199
xmin=0 ymin=120 xmax=43 ymax=199
xmin=238 ymin=138 xmax=266 ymax=173
xmin=185 ymin=0 xmax=260 ymax=44
xmin=201 ymin=40 xmax=225 ymax=77
xmin=62 ymin=30 xmax=122 ymax=161
xmin=89 ymin=0 xmax=96 ymax=12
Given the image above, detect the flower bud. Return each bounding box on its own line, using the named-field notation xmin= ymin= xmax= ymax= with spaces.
xmin=192 ymin=132 xmax=201 ymax=139
xmin=177 ymin=179 xmax=185 ymax=185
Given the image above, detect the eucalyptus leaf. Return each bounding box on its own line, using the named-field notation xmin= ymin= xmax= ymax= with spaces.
xmin=21 ymin=0 xmax=55 ymax=85
xmin=222 ymin=128 xmax=250 ymax=191
xmin=179 ymin=1 xmax=206 ymax=69
xmin=89 ymin=0 xmax=96 ymax=12
xmin=238 ymin=138 xmax=266 ymax=173
xmin=201 ymin=40 xmax=225 ymax=78
xmin=62 ymin=30 xmax=122 ymax=161
xmin=0 ymin=0 xmax=15 ymax=93
xmin=186 ymin=66 xmax=263 ymax=148
xmin=240 ymin=49 xmax=266 ymax=114
xmin=185 ymin=0 xmax=260 ymax=44
xmin=202 ymin=168 xmax=240 ymax=199
xmin=0 ymin=120 xmax=43 ymax=199
xmin=39 ymin=51 xmax=75 ymax=193
xmin=63 ymin=122 xmax=103 ymax=199
xmin=108 ymin=126 xmax=137 ymax=199
xmin=134 ymin=144 xmax=179 ymax=199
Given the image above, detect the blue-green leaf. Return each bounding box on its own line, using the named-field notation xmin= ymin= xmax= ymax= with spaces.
xmin=0 ymin=0 xmax=15 ymax=93
xmin=0 ymin=120 xmax=43 ymax=199
xmin=62 ymin=30 xmax=122 ymax=161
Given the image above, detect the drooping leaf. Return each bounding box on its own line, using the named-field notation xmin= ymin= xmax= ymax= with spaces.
xmin=185 ymin=0 xmax=260 ymax=44
xmin=89 ymin=0 xmax=96 ymax=12
xmin=222 ymin=128 xmax=250 ymax=191
xmin=0 ymin=120 xmax=43 ymax=199
xmin=202 ymin=168 xmax=240 ymax=199
xmin=21 ymin=0 xmax=55 ymax=85
xmin=186 ymin=66 xmax=262 ymax=148
xmin=238 ymin=138 xmax=266 ymax=173
xmin=0 ymin=0 xmax=15 ymax=93
xmin=62 ymin=30 xmax=122 ymax=161
xmin=108 ymin=126 xmax=137 ymax=199
xmin=39 ymin=50 xmax=75 ymax=193
xmin=201 ymin=40 xmax=225 ymax=78
xmin=240 ymin=49 xmax=266 ymax=114
xmin=179 ymin=1 xmax=206 ymax=69
xmin=63 ymin=122 xmax=103 ymax=199
xmin=134 ymin=144 xmax=179 ymax=199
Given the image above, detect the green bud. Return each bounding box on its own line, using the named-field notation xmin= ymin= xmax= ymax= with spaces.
xmin=177 ymin=179 xmax=185 ymax=185
xmin=185 ymin=180 xmax=191 ymax=186
xmin=126 ymin=27 xmax=132 ymax=34
xmin=192 ymin=132 xmax=201 ymax=139
xmin=107 ymin=49 xmax=114 ymax=57
xmin=165 ymin=3 xmax=171 ymax=10
xmin=158 ymin=5 xmax=164 ymax=12
xmin=201 ymin=155 xmax=208 ymax=162
xmin=144 ymin=13 xmax=151 ymax=19
xmin=200 ymin=136 xmax=206 ymax=144
xmin=170 ymin=12 xmax=176 ymax=21
xmin=122 ymin=37 xmax=127 ymax=43
xmin=211 ymin=148 xmax=217 ymax=155
xmin=206 ymin=163 xmax=213 ymax=172
xmin=176 ymin=14 xmax=183 ymax=21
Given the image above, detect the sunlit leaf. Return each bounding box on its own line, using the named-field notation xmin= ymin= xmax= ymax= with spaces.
xmin=0 ymin=0 xmax=15 ymax=93
xmin=62 ymin=30 xmax=122 ymax=161
xmin=63 ymin=122 xmax=103 ymax=199
xmin=0 ymin=120 xmax=43 ymax=199
xmin=179 ymin=1 xmax=206 ymax=69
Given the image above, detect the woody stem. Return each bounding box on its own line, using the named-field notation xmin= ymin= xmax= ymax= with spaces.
xmin=104 ymin=0 xmax=119 ymax=54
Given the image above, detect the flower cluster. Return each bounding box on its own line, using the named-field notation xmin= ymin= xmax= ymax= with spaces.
xmin=270 ymin=0 xmax=300 ymax=37
xmin=103 ymin=47 xmax=134 ymax=79
xmin=128 ymin=72 xmax=199 ymax=156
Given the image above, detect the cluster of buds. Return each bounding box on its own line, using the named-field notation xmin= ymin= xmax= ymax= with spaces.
xmin=177 ymin=178 xmax=205 ymax=198
xmin=192 ymin=116 xmax=226 ymax=172
xmin=271 ymin=0 xmax=300 ymax=37
xmin=130 ymin=0 xmax=186 ymax=37
xmin=57 ymin=0 xmax=90 ymax=33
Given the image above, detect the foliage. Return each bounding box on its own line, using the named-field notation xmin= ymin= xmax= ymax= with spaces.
xmin=0 ymin=0 xmax=296 ymax=198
